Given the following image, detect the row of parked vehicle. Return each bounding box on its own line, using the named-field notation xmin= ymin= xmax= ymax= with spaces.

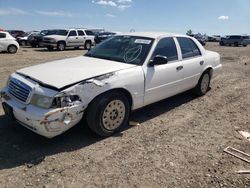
xmin=0 ymin=28 xmax=117 ymax=53
xmin=188 ymin=33 xmax=250 ymax=47
xmin=1 ymin=28 xmax=250 ymax=54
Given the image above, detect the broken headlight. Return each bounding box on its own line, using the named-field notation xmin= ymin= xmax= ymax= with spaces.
xmin=51 ymin=95 xmax=81 ymax=108
xmin=30 ymin=94 xmax=54 ymax=109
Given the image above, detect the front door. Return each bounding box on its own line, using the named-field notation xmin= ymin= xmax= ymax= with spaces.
xmin=67 ymin=30 xmax=79 ymax=46
xmin=143 ymin=37 xmax=184 ymax=106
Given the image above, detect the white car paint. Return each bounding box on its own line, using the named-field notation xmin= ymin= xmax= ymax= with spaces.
xmin=0 ymin=32 xmax=221 ymax=138
xmin=0 ymin=31 xmax=19 ymax=53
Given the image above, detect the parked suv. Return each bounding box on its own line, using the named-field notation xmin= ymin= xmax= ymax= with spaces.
xmin=43 ymin=29 xmax=95 ymax=51
xmin=220 ymin=35 xmax=249 ymax=47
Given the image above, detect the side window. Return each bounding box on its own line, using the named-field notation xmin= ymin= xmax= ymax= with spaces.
xmin=77 ymin=30 xmax=85 ymax=36
xmin=177 ymin=37 xmax=201 ymax=59
xmin=0 ymin=33 xmax=6 ymax=38
xmin=85 ymin=30 xmax=94 ymax=36
xmin=189 ymin=39 xmax=201 ymax=56
xmin=152 ymin=37 xmax=178 ymax=62
xmin=69 ymin=30 xmax=77 ymax=36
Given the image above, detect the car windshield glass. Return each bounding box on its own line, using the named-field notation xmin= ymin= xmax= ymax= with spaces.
xmin=55 ymin=30 xmax=68 ymax=36
xmin=85 ymin=35 xmax=154 ymax=65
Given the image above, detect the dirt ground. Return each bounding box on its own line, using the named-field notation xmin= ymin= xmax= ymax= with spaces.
xmin=0 ymin=43 xmax=250 ymax=188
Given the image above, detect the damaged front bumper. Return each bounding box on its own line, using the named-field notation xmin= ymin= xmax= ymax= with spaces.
xmin=0 ymin=88 xmax=85 ymax=138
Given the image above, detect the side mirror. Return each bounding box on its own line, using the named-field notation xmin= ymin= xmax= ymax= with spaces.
xmin=149 ymin=55 xmax=168 ymax=66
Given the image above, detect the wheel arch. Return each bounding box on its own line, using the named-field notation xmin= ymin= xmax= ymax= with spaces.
xmin=57 ymin=40 xmax=66 ymax=45
xmin=87 ymin=88 xmax=133 ymax=111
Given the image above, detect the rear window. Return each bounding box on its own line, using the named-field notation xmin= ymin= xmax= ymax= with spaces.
xmin=177 ymin=37 xmax=201 ymax=59
xmin=0 ymin=33 xmax=6 ymax=38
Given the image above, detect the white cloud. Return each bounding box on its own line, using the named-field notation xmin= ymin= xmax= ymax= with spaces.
xmin=118 ymin=4 xmax=131 ymax=10
xmin=36 ymin=10 xmax=73 ymax=17
xmin=218 ymin=16 xmax=229 ymax=20
xmin=118 ymin=0 xmax=132 ymax=3
xmin=92 ymin=0 xmax=117 ymax=7
xmin=105 ymin=13 xmax=116 ymax=17
xmin=0 ymin=8 xmax=29 ymax=16
xmin=92 ymin=0 xmax=132 ymax=10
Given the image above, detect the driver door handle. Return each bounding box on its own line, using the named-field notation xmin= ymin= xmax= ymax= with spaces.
xmin=176 ymin=66 xmax=183 ymax=71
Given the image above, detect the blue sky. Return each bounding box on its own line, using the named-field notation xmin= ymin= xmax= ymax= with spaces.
xmin=0 ymin=0 xmax=249 ymax=35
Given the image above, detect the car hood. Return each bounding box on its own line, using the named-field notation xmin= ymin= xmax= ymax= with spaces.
xmin=17 ymin=56 xmax=136 ymax=89
xmin=43 ymin=35 xmax=66 ymax=40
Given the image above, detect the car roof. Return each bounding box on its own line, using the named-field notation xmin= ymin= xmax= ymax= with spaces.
xmin=117 ymin=32 xmax=187 ymax=39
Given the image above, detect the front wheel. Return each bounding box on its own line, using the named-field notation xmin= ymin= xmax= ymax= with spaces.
xmin=193 ymin=72 xmax=211 ymax=96
xmin=20 ymin=40 xmax=26 ymax=46
xmin=86 ymin=92 xmax=130 ymax=137
xmin=8 ymin=45 xmax=17 ymax=54
xmin=57 ymin=42 xmax=66 ymax=51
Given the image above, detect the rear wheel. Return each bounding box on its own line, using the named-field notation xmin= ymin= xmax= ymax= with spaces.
xmin=219 ymin=41 xmax=224 ymax=46
xmin=86 ymin=91 xmax=130 ymax=137
xmin=38 ymin=41 xmax=43 ymax=47
xmin=57 ymin=42 xmax=66 ymax=51
xmin=84 ymin=41 xmax=91 ymax=50
xmin=8 ymin=45 xmax=17 ymax=54
xmin=20 ymin=40 xmax=26 ymax=46
xmin=234 ymin=42 xmax=239 ymax=47
xmin=193 ymin=72 xmax=211 ymax=96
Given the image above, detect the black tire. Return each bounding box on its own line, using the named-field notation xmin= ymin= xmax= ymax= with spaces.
xmin=193 ymin=71 xmax=211 ymax=96
xmin=7 ymin=45 xmax=17 ymax=54
xmin=243 ymin=44 xmax=247 ymax=47
xmin=38 ymin=41 xmax=43 ymax=47
xmin=234 ymin=42 xmax=239 ymax=47
xmin=57 ymin=42 xmax=66 ymax=51
xmin=219 ymin=41 xmax=224 ymax=46
xmin=20 ymin=40 xmax=26 ymax=46
xmin=86 ymin=91 xmax=130 ymax=137
xmin=47 ymin=46 xmax=54 ymax=51
xmin=84 ymin=41 xmax=91 ymax=50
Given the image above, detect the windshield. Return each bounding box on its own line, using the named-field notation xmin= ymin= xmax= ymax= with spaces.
xmin=85 ymin=35 xmax=154 ymax=65
xmin=55 ymin=29 xmax=69 ymax=36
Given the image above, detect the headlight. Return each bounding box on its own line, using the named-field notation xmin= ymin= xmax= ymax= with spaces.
xmin=52 ymin=95 xmax=81 ymax=108
xmin=30 ymin=94 xmax=54 ymax=109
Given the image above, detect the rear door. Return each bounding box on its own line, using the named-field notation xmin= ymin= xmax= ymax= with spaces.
xmin=176 ymin=37 xmax=204 ymax=91
xmin=143 ymin=37 xmax=184 ymax=105
xmin=77 ymin=30 xmax=86 ymax=46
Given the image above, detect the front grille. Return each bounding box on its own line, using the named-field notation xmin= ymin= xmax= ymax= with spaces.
xmin=43 ymin=37 xmax=50 ymax=42
xmin=8 ymin=78 xmax=32 ymax=103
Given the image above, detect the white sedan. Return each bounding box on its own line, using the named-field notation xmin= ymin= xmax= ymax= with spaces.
xmin=0 ymin=32 xmax=221 ymax=138
xmin=0 ymin=31 xmax=19 ymax=54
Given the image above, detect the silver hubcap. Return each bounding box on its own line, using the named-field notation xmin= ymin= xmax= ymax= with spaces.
xmin=59 ymin=44 xmax=64 ymax=50
xmin=86 ymin=43 xmax=90 ymax=49
xmin=201 ymin=74 xmax=210 ymax=93
xmin=102 ymin=100 xmax=126 ymax=131
xmin=9 ymin=46 xmax=16 ymax=53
